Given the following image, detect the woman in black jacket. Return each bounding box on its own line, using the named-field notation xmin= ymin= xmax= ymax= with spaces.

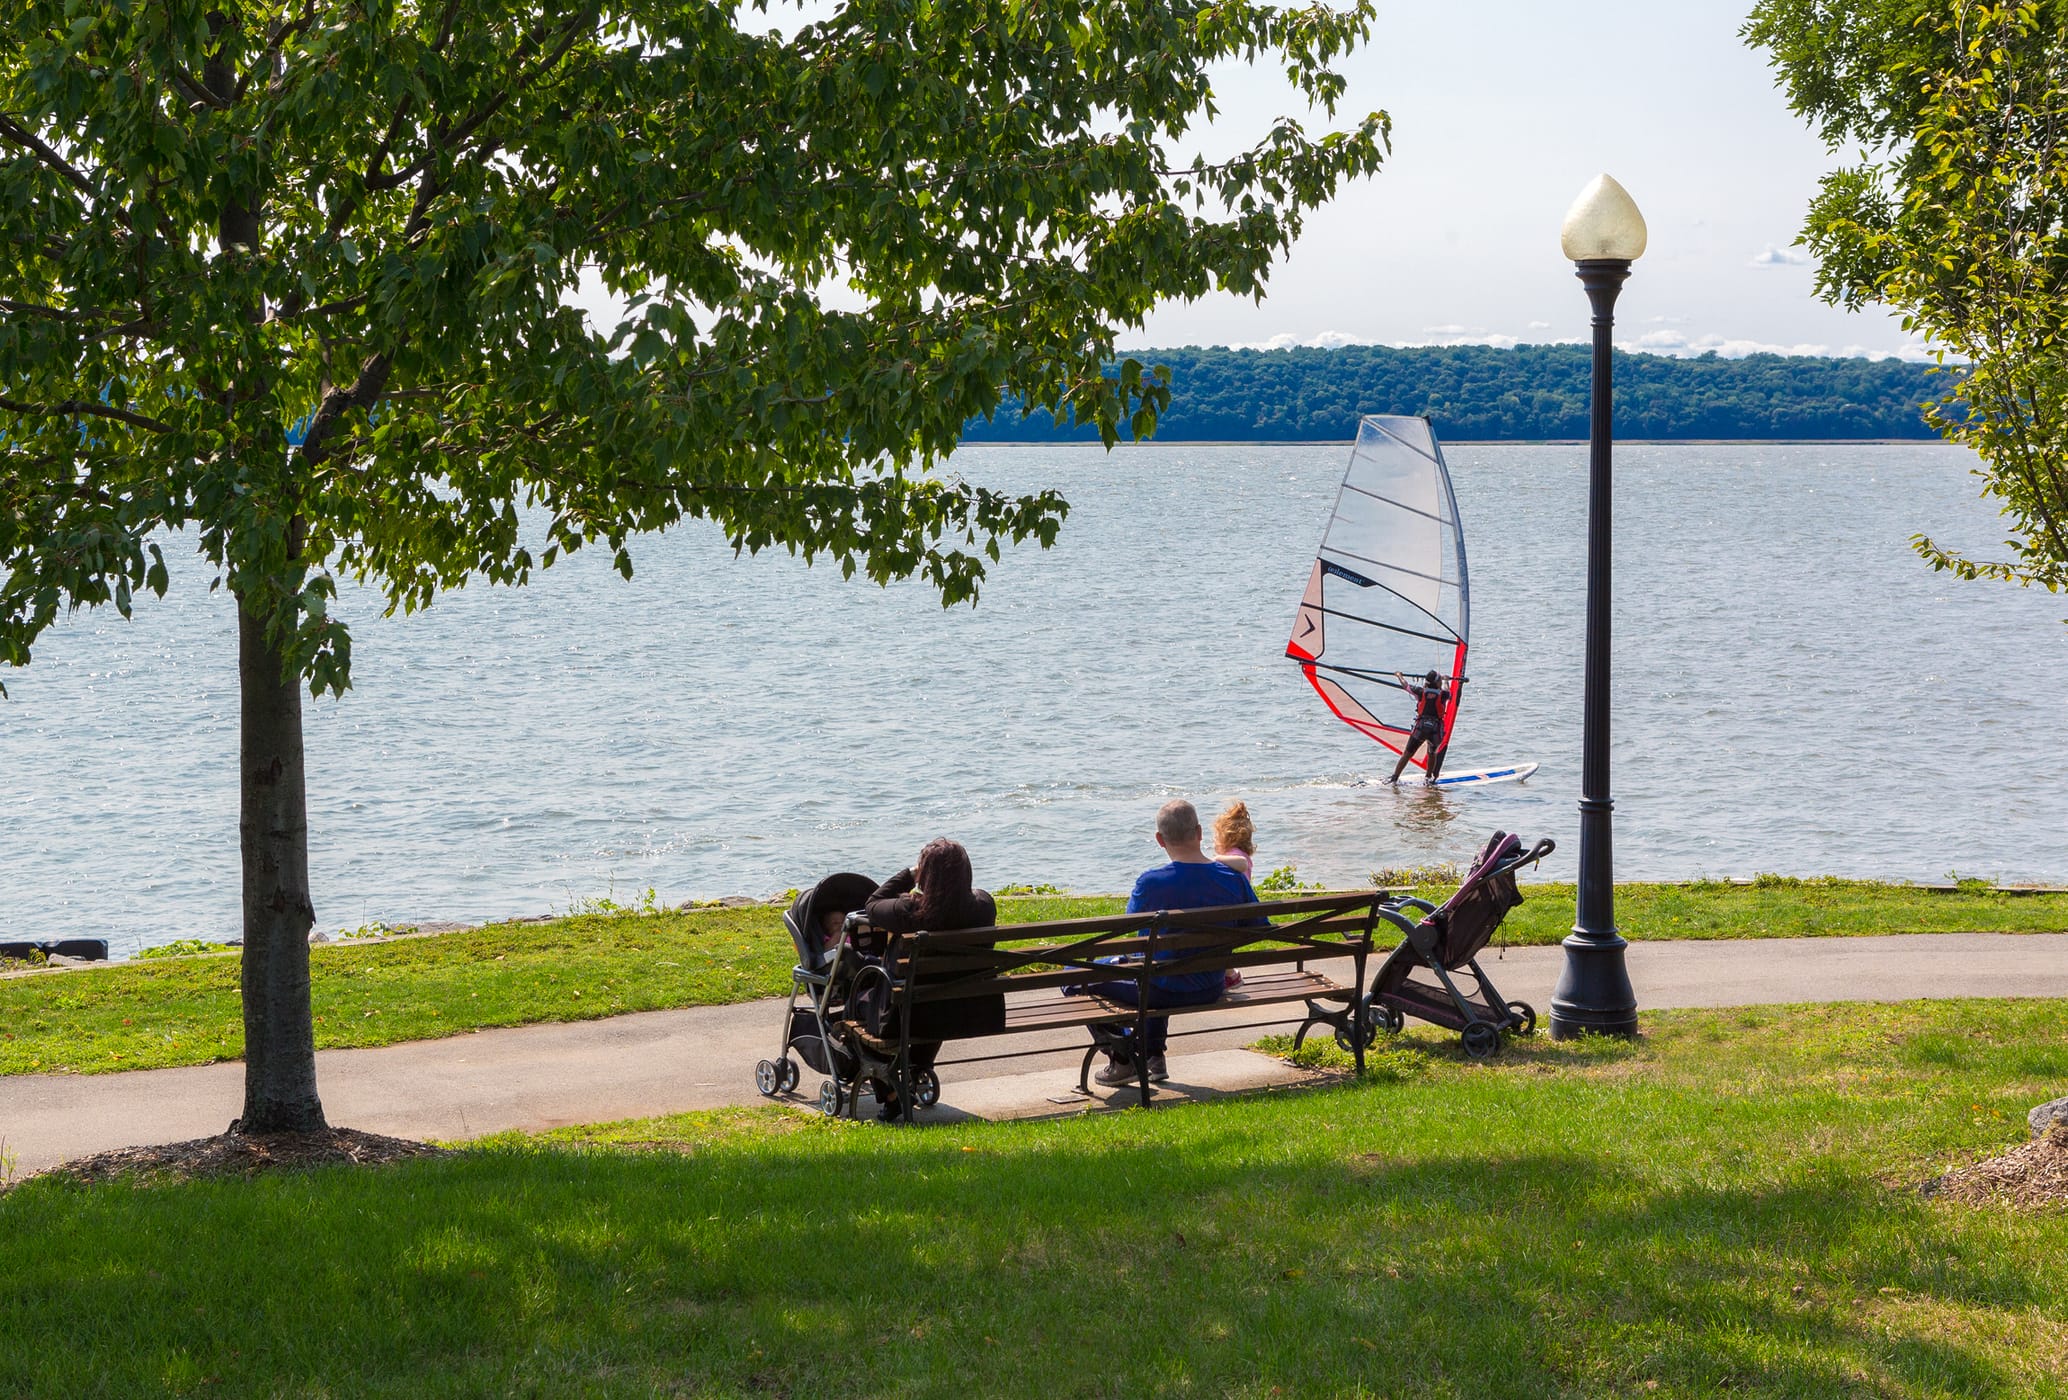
xmin=859 ymin=838 xmax=1004 ymax=1119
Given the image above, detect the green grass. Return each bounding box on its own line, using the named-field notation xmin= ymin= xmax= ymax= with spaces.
xmin=4 ymin=998 xmax=2065 ymax=1397
xmin=3 ymin=880 xmax=2062 ymax=1078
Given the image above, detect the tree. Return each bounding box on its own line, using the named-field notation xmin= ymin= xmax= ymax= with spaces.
xmin=1746 ymin=0 xmax=2068 ymax=598
xmin=0 ymin=0 xmax=1386 ymax=1130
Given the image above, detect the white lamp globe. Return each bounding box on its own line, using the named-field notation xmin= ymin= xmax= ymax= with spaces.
xmin=1560 ymin=174 xmax=1647 ymax=262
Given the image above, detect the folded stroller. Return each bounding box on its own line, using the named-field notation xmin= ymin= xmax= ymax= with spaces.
xmin=1369 ymin=831 xmax=1555 ymax=1057
xmin=756 ymin=872 xmax=878 ymax=1101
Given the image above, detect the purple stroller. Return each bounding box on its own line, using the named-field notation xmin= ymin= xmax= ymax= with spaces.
xmin=1369 ymin=831 xmax=1555 ymax=1057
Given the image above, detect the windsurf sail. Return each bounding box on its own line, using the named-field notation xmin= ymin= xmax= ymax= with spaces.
xmin=1286 ymin=415 xmax=1469 ymax=770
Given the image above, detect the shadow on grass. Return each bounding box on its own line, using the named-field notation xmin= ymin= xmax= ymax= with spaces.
xmin=3 ymin=1085 xmax=2061 ymax=1399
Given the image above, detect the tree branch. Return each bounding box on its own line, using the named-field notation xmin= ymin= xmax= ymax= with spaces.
xmin=296 ymin=353 xmax=394 ymax=466
xmin=0 ymin=298 xmax=161 ymax=341
xmin=273 ymin=290 xmax=372 ymax=324
xmin=239 ymin=0 xmax=322 ymax=102
xmin=0 ymin=115 xmax=130 ymax=232
xmin=168 ymin=63 xmax=229 ymax=109
xmin=365 ymin=11 xmax=589 ymax=193
xmin=0 ymin=395 xmax=173 ymax=434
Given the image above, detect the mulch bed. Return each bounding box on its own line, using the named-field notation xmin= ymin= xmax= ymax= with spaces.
xmin=1926 ymin=1124 xmax=2068 ymax=1211
xmin=28 ymin=1126 xmax=447 ymax=1188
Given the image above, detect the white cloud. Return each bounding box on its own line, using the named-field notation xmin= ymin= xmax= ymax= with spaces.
xmin=1228 ymin=330 xmax=1371 ymax=351
xmin=1187 ymin=329 xmax=1944 ymax=362
xmin=1624 ymin=328 xmax=1941 ymax=360
xmin=1747 ymin=244 xmax=1811 ymax=268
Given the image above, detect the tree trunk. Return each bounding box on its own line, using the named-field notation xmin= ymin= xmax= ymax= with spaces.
xmin=236 ymin=596 xmax=327 ymax=1133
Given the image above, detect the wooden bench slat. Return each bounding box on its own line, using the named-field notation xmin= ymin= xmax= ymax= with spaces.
xmin=900 ymin=892 xmax=1384 ymax=950
xmin=895 ymin=932 xmax=1373 ymax=982
xmin=908 ymin=942 xmax=1370 ymax=1003
xmin=990 ymin=969 xmax=1356 ymax=1034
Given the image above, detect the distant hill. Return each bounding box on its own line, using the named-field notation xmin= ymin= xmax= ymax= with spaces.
xmin=960 ymin=343 xmax=1953 ymax=443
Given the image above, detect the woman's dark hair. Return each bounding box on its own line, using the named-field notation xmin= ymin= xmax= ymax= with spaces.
xmin=1425 ymin=669 xmax=1441 ymax=687
xmin=913 ymin=838 xmax=973 ymax=921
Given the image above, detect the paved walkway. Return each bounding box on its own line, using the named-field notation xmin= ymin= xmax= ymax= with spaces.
xmin=4 ymin=932 xmax=2065 ymax=1176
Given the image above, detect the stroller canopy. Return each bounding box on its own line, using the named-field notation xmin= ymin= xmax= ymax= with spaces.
xmin=784 ymin=872 xmax=879 ymax=972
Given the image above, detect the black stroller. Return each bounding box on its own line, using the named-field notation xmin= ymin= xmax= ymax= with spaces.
xmin=756 ymin=872 xmax=878 ymax=1105
xmin=1369 ymin=830 xmax=1555 ymax=1057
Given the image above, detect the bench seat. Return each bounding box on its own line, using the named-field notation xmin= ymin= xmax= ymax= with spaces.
xmin=995 ymin=967 xmax=1359 ymax=1035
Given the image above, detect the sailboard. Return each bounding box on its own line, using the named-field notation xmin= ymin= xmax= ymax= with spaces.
xmin=1286 ymin=415 xmax=1530 ymax=783
xmin=1356 ymin=762 xmax=1540 ymax=790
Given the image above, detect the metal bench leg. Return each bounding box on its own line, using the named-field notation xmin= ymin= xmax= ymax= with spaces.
xmin=1352 ymin=943 xmax=1370 ymax=1076
xmin=1135 ymin=969 xmax=1154 ymax=1105
xmin=1079 ymin=1043 xmax=1102 ymax=1094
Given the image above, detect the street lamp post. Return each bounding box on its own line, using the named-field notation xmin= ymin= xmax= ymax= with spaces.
xmin=1550 ymin=174 xmax=1643 ymax=1040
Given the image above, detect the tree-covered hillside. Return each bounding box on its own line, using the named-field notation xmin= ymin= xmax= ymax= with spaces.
xmin=961 ymin=343 xmax=1950 ymax=442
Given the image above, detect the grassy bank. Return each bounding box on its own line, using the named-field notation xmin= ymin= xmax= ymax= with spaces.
xmin=2 ymin=879 xmax=2062 ymax=1077
xmin=4 ymin=998 xmax=2065 ymax=1397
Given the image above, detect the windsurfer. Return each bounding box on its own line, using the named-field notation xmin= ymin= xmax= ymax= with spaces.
xmin=1388 ymin=669 xmax=1451 ymax=785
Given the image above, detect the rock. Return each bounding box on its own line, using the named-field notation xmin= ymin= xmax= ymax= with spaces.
xmin=2030 ymin=1096 xmax=2068 ymax=1140
xmin=308 ymin=930 xmax=332 ymax=944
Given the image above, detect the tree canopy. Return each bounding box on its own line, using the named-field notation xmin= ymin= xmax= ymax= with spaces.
xmin=0 ymin=0 xmax=1386 ymax=1129
xmin=1746 ymin=0 xmax=2068 ymax=597
xmin=2 ymin=0 xmax=1388 ymax=684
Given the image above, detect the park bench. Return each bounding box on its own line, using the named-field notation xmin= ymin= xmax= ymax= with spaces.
xmin=825 ymin=890 xmax=1389 ymax=1121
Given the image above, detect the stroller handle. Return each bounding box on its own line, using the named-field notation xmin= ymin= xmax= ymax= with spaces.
xmin=1503 ymin=836 xmax=1555 ymax=874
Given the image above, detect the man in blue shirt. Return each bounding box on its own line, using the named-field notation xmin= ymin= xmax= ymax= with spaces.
xmin=1080 ymin=798 xmax=1264 ymax=1086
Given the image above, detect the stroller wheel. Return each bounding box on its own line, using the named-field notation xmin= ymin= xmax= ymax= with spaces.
xmin=1461 ymin=1021 xmax=1501 ymax=1059
xmin=754 ymin=1059 xmax=781 ymax=1098
xmin=1505 ymin=1000 xmax=1538 ymax=1036
xmin=778 ymin=1057 xmax=801 ymax=1093
xmin=912 ymin=1068 xmax=941 ymax=1111
xmin=817 ymin=1078 xmax=845 ymax=1118
xmin=1375 ymin=1004 xmax=1405 ymax=1035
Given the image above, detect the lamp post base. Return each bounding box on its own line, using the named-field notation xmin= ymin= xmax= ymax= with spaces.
xmin=1548 ymin=932 xmax=1638 ymax=1039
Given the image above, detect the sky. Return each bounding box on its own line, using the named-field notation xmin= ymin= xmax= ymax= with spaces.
xmin=1121 ymin=0 xmax=1917 ymax=358
xmin=574 ymin=0 xmax=1913 ymax=359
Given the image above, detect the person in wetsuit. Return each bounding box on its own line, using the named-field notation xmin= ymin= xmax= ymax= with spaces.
xmin=1388 ymin=668 xmax=1451 ymax=785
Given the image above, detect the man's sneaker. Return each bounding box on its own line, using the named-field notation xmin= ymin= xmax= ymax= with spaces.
xmin=1093 ymin=1056 xmax=1140 ymax=1087
xmin=1146 ymin=1054 xmax=1169 ymax=1083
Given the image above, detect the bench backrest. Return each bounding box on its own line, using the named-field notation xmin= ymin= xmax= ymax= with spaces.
xmin=884 ymin=890 xmax=1386 ymax=1003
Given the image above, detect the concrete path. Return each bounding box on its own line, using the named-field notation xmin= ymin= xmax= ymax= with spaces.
xmin=4 ymin=932 xmax=2064 ymax=1177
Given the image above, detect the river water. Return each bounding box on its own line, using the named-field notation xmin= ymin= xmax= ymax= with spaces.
xmin=4 ymin=443 xmax=2065 ymax=955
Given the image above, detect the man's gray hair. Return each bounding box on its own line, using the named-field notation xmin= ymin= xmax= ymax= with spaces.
xmin=1156 ymin=798 xmax=1202 ymax=843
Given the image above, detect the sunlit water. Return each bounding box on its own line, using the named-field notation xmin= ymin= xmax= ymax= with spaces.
xmin=5 ymin=443 xmax=2065 ymax=955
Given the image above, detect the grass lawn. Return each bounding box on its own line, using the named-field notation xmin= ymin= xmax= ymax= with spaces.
xmin=3 ymin=999 xmax=2065 ymax=1397
xmin=2 ymin=879 xmax=2062 ymax=1077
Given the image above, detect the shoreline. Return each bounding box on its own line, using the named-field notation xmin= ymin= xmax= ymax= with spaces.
xmin=6 ymin=875 xmax=2065 ymax=979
